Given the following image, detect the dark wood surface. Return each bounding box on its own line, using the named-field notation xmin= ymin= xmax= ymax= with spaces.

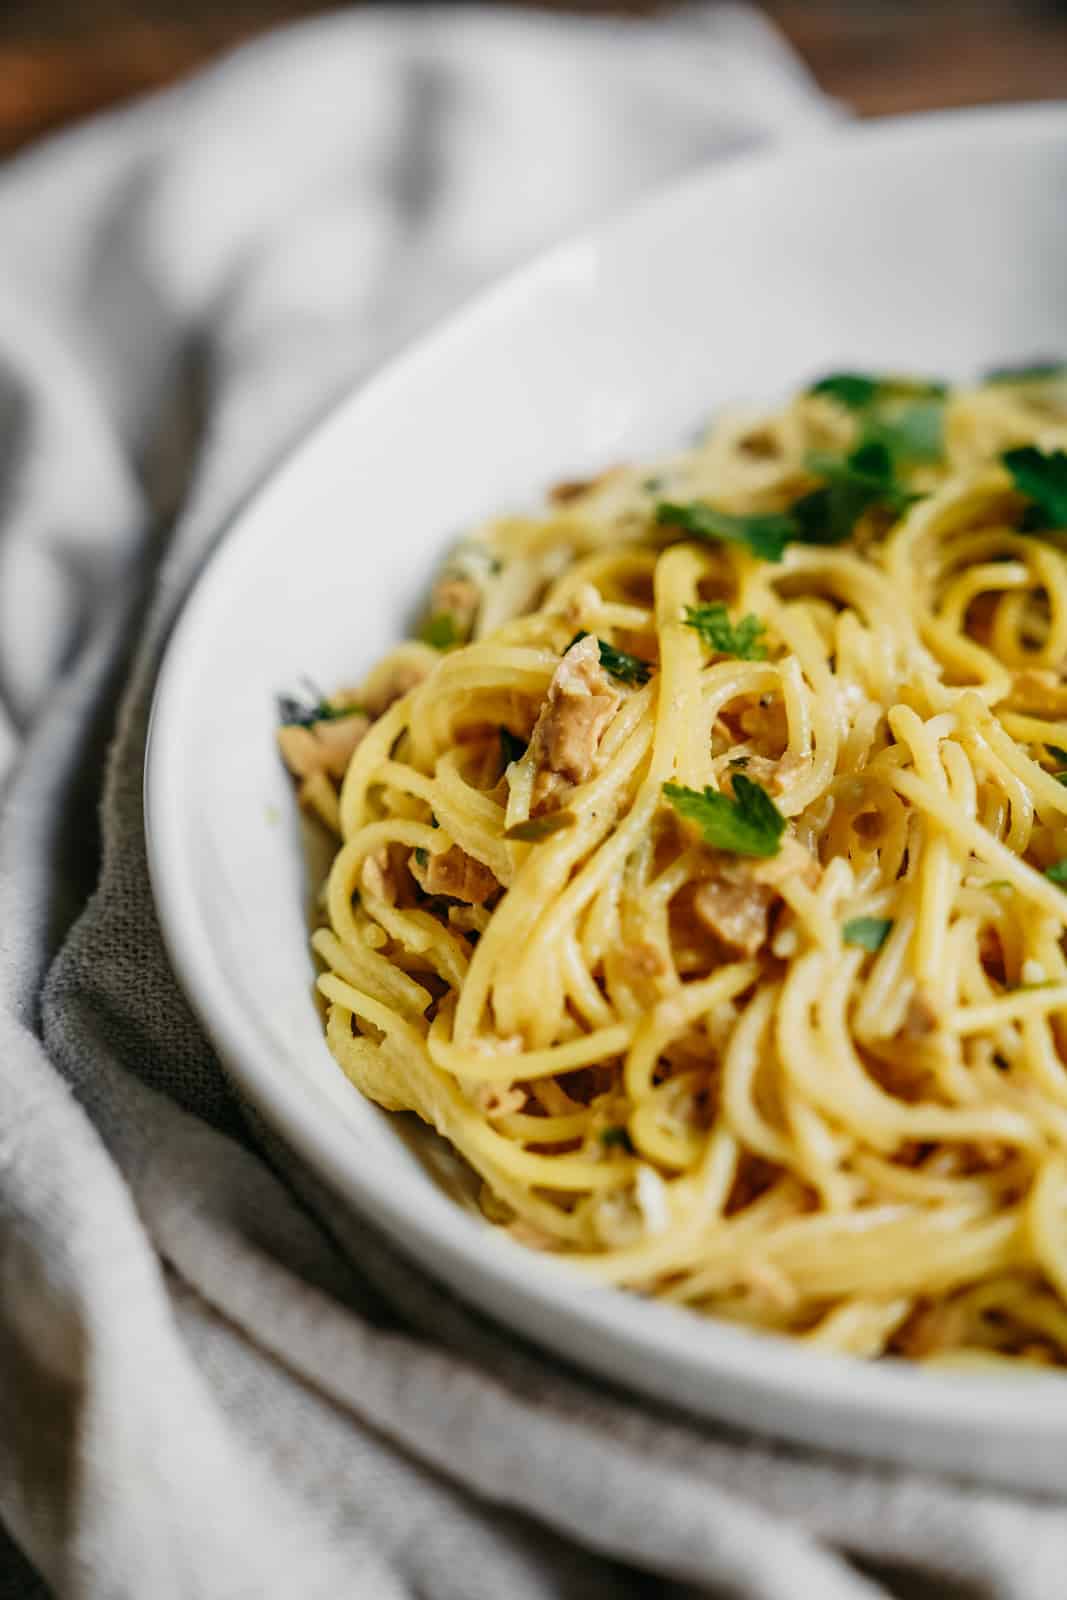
xmin=1 ymin=2 xmax=1066 ymax=159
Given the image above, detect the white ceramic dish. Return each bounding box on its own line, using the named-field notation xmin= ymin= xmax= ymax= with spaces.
xmin=147 ymin=105 xmax=1067 ymax=1491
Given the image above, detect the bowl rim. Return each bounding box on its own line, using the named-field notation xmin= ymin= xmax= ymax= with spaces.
xmin=146 ymin=100 xmax=1067 ymax=1455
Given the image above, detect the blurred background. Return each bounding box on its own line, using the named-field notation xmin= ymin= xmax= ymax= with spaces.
xmin=1 ymin=0 xmax=1066 ymax=158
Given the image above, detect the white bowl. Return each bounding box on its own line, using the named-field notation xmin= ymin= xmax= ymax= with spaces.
xmin=147 ymin=105 xmax=1067 ymax=1490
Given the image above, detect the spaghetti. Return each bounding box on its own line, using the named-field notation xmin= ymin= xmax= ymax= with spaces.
xmin=281 ymin=364 xmax=1067 ymax=1365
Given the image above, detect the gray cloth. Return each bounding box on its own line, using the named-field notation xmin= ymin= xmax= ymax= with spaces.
xmin=1 ymin=7 xmax=1063 ymax=1597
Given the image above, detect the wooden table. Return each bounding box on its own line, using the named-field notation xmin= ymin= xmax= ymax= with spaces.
xmin=1 ymin=1 xmax=1065 ymax=158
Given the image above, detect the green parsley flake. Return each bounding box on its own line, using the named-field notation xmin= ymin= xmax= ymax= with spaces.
xmin=568 ymin=632 xmax=652 ymax=686
xmin=658 ymin=436 xmax=919 ymax=562
xmin=807 ymin=371 xmax=947 ymax=469
xmin=986 ymin=361 xmax=1067 ymax=385
xmin=655 ymin=502 xmax=797 ymax=563
xmin=1003 ymin=447 xmax=1067 ymax=530
xmin=808 ymin=373 xmax=882 ymax=409
xmin=683 ymin=603 xmax=767 ymax=660
xmin=277 ymin=691 xmax=365 ymax=728
xmin=663 ymin=775 xmax=785 ymax=859
xmin=413 ymin=847 xmax=429 ymax=868
xmin=600 ymin=1126 xmax=635 ymax=1152
xmin=420 ymin=613 xmax=460 ymax=650
xmin=842 ymin=916 xmax=893 ymax=952
xmin=1045 ymin=860 xmax=1067 ymax=886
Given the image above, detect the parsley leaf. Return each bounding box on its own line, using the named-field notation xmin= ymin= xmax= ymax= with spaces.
xmin=658 ymin=435 xmax=921 ymax=562
xmin=663 ymin=775 xmax=785 ymax=858
xmin=568 ymin=632 xmax=652 ymax=686
xmin=413 ymin=847 xmax=429 ymax=868
xmin=842 ymin=916 xmax=893 ymax=952
xmin=1003 ymin=447 xmax=1067 ymax=530
xmin=807 ymin=372 xmax=947 ymax=468
xmin=1045 ymin=860 xmax=1067 ymax=886
xmin=808 ymin=373 xmax=882 ymax=409
xmin=683 ymin=603 xmax=767 ymax=660
xmin=277 ymin=689 xmax=364 ymax=728
xmin=1049 ymin=745 xmax=1067 ymax=765
xmin=794 ymin=439 xmax=916 ymax=545
xmin=499 ymin=728 xmax=527 ymax=768
xmin=863 ymin=400 xmax=945 ymax=467
xmin=420 ymin=613 xmax=460 ymax=650
xmin=986 ymin=361 xmax=1067 ymax=385
xmin=655 ymin=502 xmax=797 ymax=563
xmin=600 ymin=1126 xmax=635 ymax=1152
xmin=808 ymin=372 xmax=947 ymax=410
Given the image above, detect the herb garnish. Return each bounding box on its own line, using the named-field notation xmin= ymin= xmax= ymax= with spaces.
xmin=655 ymin=501 xmax=798 ymax=563
xmin=1045 ymin=860 xmax=1067 ymax=886
xmin=277 ymin=687 xmax=364 ymax=728
xmin=413 ymin=847 xmax=429 ymax=868
xmin=420 ymin=613 xmax=461 ymax=650
xmin=986 ymin=361 xmax=1067 ymax=385
xmin=663 ymin=775 xmax=785 ymax=859
xmin=809 ymin=372 xmax=948 ymax=404
xmin=796 ymin=439 xmax=918 ymax=545
xmin=683 ymin=603 xmax=767 ymax=660
xmin=807 ymin=371 xmax=948 ymax=466
xmin=657 ymin=438 xmax=916 ymax=561
xmin=505 ymin=811 xmax=578 ymax=843
xmin=1002 ymin=447 xmax=1067 ymax=530
xmin=842 ymin=916 xmax=893 ymax=952
xmin=568 ymin=632 xmax=652 ymax=686
xmin=600 ymin=1126 xmax=635 ymax=1152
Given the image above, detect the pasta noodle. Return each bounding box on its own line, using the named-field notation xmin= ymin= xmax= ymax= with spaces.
xmin=280 ymin=363 xmax=1067 ymax=1365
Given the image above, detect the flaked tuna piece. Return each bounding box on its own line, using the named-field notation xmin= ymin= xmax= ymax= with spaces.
xmin=410 ymin=844 xmax=499 ymax=906
xmin=693 ymin=837 xmax=818 ymax=956
xmin=276 ymin=710 xmax=370 ymax=781
xmin=529 ymin=634 xmax=621 ymax=813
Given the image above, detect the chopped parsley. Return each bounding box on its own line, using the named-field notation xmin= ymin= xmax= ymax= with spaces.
xmin=1045 ymin=860 xmax=1067 ymax=887
xmin=277 ymin=688 xmax=364 ymax=728
xmin=657 ymin=438 xmax=918 ymax=561
xmin=1050 ymin=745 xmax=1067 ymax=765
xmin=808 ymin=371 xmax=948 ymax=406
xmin=499 ymin=728 xmax=527 ymax=768
xmin=807 ymin=371 xmax=947 ymax=469
xmin=683 ymin=603 xmax=767 ymax=660
xmin=808 ymin=373 xmax=882 ymax=409
xmin=568 ymin=632 xmax=652 ymax=686
xmin=663 ymin=775 xmax=785 ymax=859
xmin=505 ymin=811 xmax=577 ymax=843
xmin=1002 ymin=447 xmax=1067 ymax=530
xmin=413 ymin=847 xmax=429 ymax=868
xmin=600 ymin=1125 xmax=635 ymax=1153
xmin=420 ymin=613 xmax=461 ymax=650
xmin=655 ymin=501 xmax=797 ymax=563
xmin=986 ymin=361 xmax=1067 ymax=385
xmin=842 ymin=916 xmax=893 ymax=952
xmin=864 ymin=401 xmax=945 ymax=468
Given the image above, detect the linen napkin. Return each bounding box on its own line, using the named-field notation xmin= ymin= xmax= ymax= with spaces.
xmin=1 ymin=7 xmax=1063 ymax=1598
